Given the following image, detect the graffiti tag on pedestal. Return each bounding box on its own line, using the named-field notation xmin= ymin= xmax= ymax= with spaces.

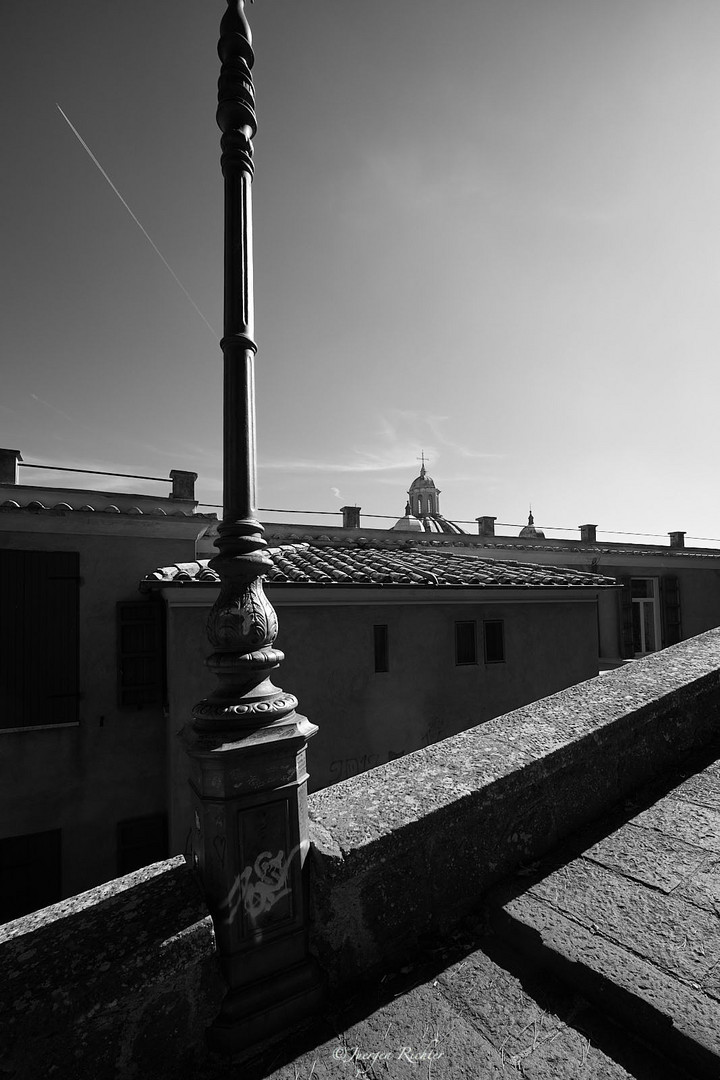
xmin=219 ymin=844 xmax=301 ymax=927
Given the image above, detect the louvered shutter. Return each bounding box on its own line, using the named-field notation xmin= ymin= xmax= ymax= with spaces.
xmin=41 ymin=552 xmax=80 ymax=725
xmin=117 ymin=601 xmax=164 ymax=707
xmin=660 ymin=575 xmax=682 ymax=646
xmin=0 ymin=550 xmax=80 ymax=728
xmin=619 ymin=577 xmax=634 ymax=659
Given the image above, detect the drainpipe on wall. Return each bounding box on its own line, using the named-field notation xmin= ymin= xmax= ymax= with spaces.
xmin=184 ymin=1 xmax=322 ymax=1054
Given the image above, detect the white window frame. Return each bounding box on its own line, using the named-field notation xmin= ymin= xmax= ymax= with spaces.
xmin=631 ymin=577 xmax=661 ymax=657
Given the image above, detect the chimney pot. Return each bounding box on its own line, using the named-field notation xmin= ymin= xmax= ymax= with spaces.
xmin=579 ymin=524 xmax=597 ymax=543
xmin=0 ymin=449 xmax=22 ymax=486
xmin=341 ymin=505 xmax=361 ymax=529
xmin=669 ymin=531 xmax=685 ymax=549
xmin=476 ymin=516 xmax=496 ymax=537
xmin=169 ymin=470 xmax=197 ymax=501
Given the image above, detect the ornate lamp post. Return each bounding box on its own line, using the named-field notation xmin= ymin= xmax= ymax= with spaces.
xmin=184 ymin=0 xmax=323 ymax=1053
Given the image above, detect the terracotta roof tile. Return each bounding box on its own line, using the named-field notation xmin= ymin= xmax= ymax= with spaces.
xmin=143 ymin=543 xmax=617 ymax=590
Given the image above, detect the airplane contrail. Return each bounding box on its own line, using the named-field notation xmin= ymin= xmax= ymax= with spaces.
xmin=55 ymin=103 xmax=218 ymax=338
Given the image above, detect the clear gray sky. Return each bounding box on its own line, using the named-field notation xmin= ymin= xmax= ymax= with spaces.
xmin=3 ymin=1 xmax=720 ymax=542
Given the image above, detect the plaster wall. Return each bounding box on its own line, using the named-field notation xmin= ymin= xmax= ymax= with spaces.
xmin=165 ymin=591 xmax=599 ymax=852
xmin=0 ymin=516 xmax=204 ymax=899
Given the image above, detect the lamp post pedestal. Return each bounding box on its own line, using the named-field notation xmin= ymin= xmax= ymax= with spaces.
xmin=185 ymin=709 xmax=322 ymax=1053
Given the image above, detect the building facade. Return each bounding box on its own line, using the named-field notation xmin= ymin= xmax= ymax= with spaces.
xmin=143 ymin=542 xmax=616 ymax=853
xmin=0 ymin=451 xmax=213 ymax=920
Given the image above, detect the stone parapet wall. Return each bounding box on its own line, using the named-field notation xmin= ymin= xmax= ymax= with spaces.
xmin=2 ymin=631 xmax=720 ymax=1076
xmin=0 ymin=857 xmax=224 ymax=1080
xmin=307 ymin=628 xmax=720 ymax=987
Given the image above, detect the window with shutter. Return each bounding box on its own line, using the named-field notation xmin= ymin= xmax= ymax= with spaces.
xmin=0 ymin=550 xmax=80 ymax=729
xmin=484 ymin=620 xmax=505 ymax=663
xmin=620 ymin=577 xmax=663 ymax=657
xmin=455 ymin=621 xmax=477 ymax=665
xmin=117 ymin=601 xmax=164 ymax=707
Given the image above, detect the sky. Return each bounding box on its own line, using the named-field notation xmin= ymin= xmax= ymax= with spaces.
xmin=3 ymin=1 xmax=720 ymax=544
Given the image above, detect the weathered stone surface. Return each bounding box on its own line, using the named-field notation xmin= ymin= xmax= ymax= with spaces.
xmin=633 ymin=796 xmax=720 ymax=854
xmin=584 ymin=822 xmax=709 ymax=892
xmin=527 ymin=858 xmax=719 ymax=985
xmin=490 ymin=758 xmax=720 ymax=1079
xmin=673 ymin=855 xmax=720 ymax=919
xmin=497 ymin=895 xmax=720 ymax=1074
xmin=0 ymin=857 xmax=225 ymax=1080
xmin=435 ymin=947 xmax=636 ymax=1080
xmin=702 ymin=960 xmax=720 ymax=1002
xmin=200 ymin=937 xmax=647 ymax=1080
xmin=670 ymin=769 xmax=720 ymax=810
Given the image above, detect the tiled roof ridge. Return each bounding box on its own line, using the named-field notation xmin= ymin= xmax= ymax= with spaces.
xmin=0 ymin=500 xmax=214 ymax=520
xmin=262 ymin=530 xmax=720 ymax=560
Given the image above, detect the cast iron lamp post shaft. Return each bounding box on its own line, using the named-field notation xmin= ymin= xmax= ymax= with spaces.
xmin=217 ymin=0 xmax=262 ymax=550
xmin=185 ymin=1 xmax=323 ymax=1053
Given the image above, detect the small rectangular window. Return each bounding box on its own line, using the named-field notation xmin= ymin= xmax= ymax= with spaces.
xmin=373 ymin=625 xmax=389 ymax=672
xmin=484 ymin=620 xmax=505 ymax=663
xmin=455 ymin=621 xmax=477 ymax=665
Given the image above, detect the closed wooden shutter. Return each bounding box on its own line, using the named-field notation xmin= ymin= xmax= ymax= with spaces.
xmin=619 ymin=577 xmax=634 ymax=659
xmin=661 ymin=575 xmax=682 ymax=646
xmin=117 ymin=601 xmax=164 ymax=707
xmin=0 ymin=550 xmax=80 ymax=729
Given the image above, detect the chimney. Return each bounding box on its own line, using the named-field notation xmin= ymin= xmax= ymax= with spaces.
xmin=169 ymin=470 xmax=197 ymax=501
xmin=669 ymin=531 xmax=685 ymax=549
xmin=476 ymin=516 xmax=496 ymax=537
xmin=0 ymin=449 xmax=22 ymax=485
xmin=579 ymin=523 xmax=597 ymax=543
xmin=341 ymin=505 xmax=361 ymax=529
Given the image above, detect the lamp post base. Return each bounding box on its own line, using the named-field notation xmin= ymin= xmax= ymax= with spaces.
xmin=206 ymin=956 xmax=325 ymax=1055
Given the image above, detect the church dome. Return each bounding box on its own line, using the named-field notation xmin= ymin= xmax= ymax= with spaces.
xmin=519 ymin=510 xmax=545 ymax=539
xmin=389 ymin=459 xmax=466 ymax=535
xmin=409 ymin=465 xmax=437 ymax=491
xmin=390 ymin=502 xmax=425 ymax=532
xmin=421 ymin=515 xmax=465 ymax=535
